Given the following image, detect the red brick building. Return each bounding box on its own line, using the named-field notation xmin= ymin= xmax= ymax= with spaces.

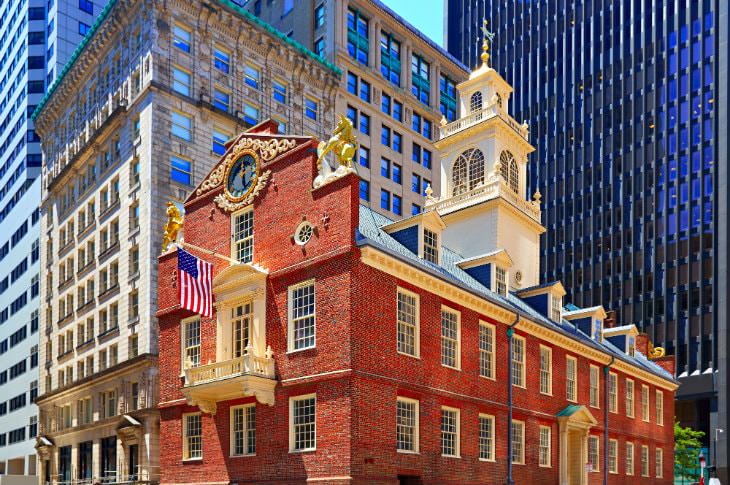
xmin=157 ymin=56 xmax=678 ymax=485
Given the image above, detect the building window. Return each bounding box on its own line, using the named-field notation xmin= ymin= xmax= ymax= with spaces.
xmin=288 ymin=280 xmax=315 ymax=351
xmin=478 ymin=414 xmax=494 ymax=461
xmin=171 ymin=111 xmax=192 ymax=141
xmin=359 ymin=79 xmax=370 ymax=103
xmin=609 ymin=372 xmax=618 ymax=413
xmin=626 ymin=442 xmax=635 ymax=475
xmin=78 ymin=21 xmax=90 ymax=36
xmin=282 ymin=0 xmax=294 ymax=16
xmin=347 ymin=72 xmax=357 ymax=94
xmin=470 ymin=91 xmax=482 ymax=112
xmin=495 ymin=266 xmax=507 ymax=296
xmin=479 ymin=322 xmax=494 ymax=379
xmin=273 ymin=79 xmax=287 ymax=104
xmin=641 ymin=385 xmax=650 ymax=421
xmin=380 ymin=189 xmax=390 ymax=211
xmin=440 ymin=308 xmax=460 ymax=369
xmin=499 ymin=150 xmax=519 ymax=193
xmin=588 ymin=435 xmax=600 ymax=472
xmin=655 ymin=448 xmax=663 ymax=478
xmin=626 ymin=379 xmax=635 ymax=417
xmin=213 ymin=88 xmax=230 ymax=112
xmin=305 ymin=98 xmax=318 ymax=121
xmin=511 ymin=335 xmax=525 ymax=387
xmin=359 ymin=179 xmax=369 ymax=201
xmin=212 ymin=129 xmax=229 ymax=156
xmin=314 ymin=4 xmax=325 ymax=28
xmin=589 ymin=365 xmax=600 ymax=408
xmin=380 ymin=32 xmax=400 ymax=86
xmin=171 ymin=156 xmax=192 ymax=185
xmin=243 ymin=104 xmax=259 ymax=126
xmin=231 ymin=303 xmax=251 ymax=358
xmin=566 ymin=356 xmax=577 ymax=402
xmin=511 ymin=420 xmax=524 ymax=464
xmin=181 ymin=317 xmax=200 ymax=369
xmin=359 ymin=146 xmax=370 ymax=168
xmin=172 ymin=67 xmax=191 ymax=96
xmin=451 ymin=148 xmax=485 ymax=195
xmin=656 ymin=390 xmax=664 ymax=425
xmin=173 ymin=24 xmax=191 ymax=53
xmin=440 ymin=407 xmax=459 ymax=457
xmin=641 ymin=445 xmax=649 ymax=477
xmin=233 ymin=209 xmax=254 ymax=263
xmin=290 ymin=395 xmax=316 ymax=452
xmin=396 ymin=289 xmax=419 ymax=357
xmin=183 ymin=413 xmax=202 ymax=460
xmin=393 ymin=100 xmax=403 ymax=122
xmin=78 ymin=0 xmax=93 ymax=14
xmin=439 ymin=74 xmax=457 ymax=121
xmin=539 ymin=346 xmax=552 ymax=395
xmin=314 ymin=36 xmax=325 ymax=57
xmin=244 ymin=65 xmax=259 ymax=89
xmin=214 ymin=46 xmax=230 ymax=73
xmin=346 ymin=8 xmax=369 ymax=65
xmin=396 ymin=397 xmax=418 ymax=453
xmin=608 ymin=439 xmax=618 ymax=474
xmin=539 ymin=426 xmax=551 ymax=467
xmin=411 ymin=54 xmax=430 ymax=104
xmin=359 ymin=112 xmax=370 ymax=135
xmin=392 ymin=194 xmax=402 ymax=216
xmin=550 ymin=295 xmax=561 ymax=321
xmin=231 ymin=405 xmax=256 ymax=456
xmin=423 ymin=228 xmax=439 ymax=264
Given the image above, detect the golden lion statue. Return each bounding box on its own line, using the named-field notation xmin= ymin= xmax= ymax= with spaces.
xmin=317 ymin=114 xmax=358 ymax=170
xmin=162 ymin=201 xmax=183 ymax=252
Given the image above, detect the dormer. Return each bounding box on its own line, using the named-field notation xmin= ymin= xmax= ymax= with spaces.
xmin=562 ymin=306 xmax=607 ymax=342
xmin=603 ymin=325 xmax=640 ymax=357
xmin=456 ymin=249 xmax=513 ymax=296
xmin=516 ymin=281 xmax=566 ymax=322
xmin=382 ymin=210 xmax=446 ymax=265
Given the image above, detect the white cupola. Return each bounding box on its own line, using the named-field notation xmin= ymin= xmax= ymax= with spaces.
xmin=426 ymin=24 xmax=544 ymax=290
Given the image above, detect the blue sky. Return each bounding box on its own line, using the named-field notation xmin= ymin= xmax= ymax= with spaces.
xmin=380 ymin=0 xmax=444 ymax=46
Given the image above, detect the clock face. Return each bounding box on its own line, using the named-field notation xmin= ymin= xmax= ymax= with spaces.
xmin=226 ymin=153 xmax=258 ymax=200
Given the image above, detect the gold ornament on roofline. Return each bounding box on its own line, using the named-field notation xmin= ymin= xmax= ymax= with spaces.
xmin=162 ymin=201 xmax=183 ymax=253
xmin=480 ymin=19 xmax=495 ymax=66
xmin=313 ymin=114 xmax=358 ymax=189
xmin=647 ymin=341 xmax=666 ymax=360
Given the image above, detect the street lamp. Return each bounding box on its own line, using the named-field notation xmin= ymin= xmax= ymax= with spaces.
xmin=714 ymin=429 xmax=724 ymax=476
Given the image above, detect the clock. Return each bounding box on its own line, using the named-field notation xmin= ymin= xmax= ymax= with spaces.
xmin=225 ymin=151 xmax=259 ymax=201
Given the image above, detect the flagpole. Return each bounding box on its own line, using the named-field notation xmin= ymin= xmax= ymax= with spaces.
xmin=176 ymin=241 xmax=239 ymax=265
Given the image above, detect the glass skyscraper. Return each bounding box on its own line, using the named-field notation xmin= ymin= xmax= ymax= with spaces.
xmin=0 ymin=0 xmax=105 ymax=476
xmin=446 ymin=0 xmax=729 ymax=477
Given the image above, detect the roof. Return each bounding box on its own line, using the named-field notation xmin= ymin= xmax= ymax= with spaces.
xmin=32 ymin=0 xmax=340 ymax=122
xmin=368 ymin=0 xmax=469 ymax=73
xmin=356 ymin=204 xmax=677 ymax=384
xmin=556 ymin=404 xmax=582 ymax=417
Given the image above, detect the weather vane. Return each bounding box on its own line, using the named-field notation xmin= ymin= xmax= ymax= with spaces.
xmin=480 ymin=18 xmax=495 ymax=66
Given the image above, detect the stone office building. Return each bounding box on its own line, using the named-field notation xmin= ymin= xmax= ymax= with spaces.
xmin=32 ymin=0 xmax=339 ymax=483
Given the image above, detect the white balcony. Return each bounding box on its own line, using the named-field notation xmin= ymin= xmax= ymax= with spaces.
xmin=439 ymin=104 xmax=529 ymax=140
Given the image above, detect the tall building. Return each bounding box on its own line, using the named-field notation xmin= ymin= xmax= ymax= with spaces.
xmin=446 ymin=0 xmax=730 ymax=477
xmin=245 ymin=0 xmax=469 ymax=217
xmin=156 ymin=53 xmax=677 ymax=485
xmin=0 ymin=0 xmax=106 ymax=479
xmin=32 ymin=0 xmax=339 ymax=483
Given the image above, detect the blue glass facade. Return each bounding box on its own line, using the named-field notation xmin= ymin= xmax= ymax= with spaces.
xmin=447 ymin=0 xmax=729 ymax=473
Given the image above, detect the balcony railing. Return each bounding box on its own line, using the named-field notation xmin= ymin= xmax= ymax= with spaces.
xmin=439 ymin=103 xmax=529 ymax=140
xmin=185 ymin=348 xmax=275 ymax=386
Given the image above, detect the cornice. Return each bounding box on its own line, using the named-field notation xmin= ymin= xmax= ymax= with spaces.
xmin=435 ymin=114 xmax=534 ymax=154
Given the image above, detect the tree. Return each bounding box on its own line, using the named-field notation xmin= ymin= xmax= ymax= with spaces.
xmin=675 ymin=419 xmax=706 ymax=482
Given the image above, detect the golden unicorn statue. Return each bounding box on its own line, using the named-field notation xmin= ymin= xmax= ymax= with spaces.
xmin=162 ymin=201 xmax=183 ymax=252
xmin=317 ymin=114 xmax=358 ymax=170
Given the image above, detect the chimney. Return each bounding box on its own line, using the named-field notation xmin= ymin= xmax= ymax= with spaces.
xmin=653 ymin=355 xmax=676 ymax=377
xmin=635 ymin=333 xmax=649 ymax=357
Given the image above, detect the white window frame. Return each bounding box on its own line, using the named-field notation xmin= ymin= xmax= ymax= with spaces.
xmin=641 ymin=445 xmax=649 ymax=477
xmin=655 ymin=447 xmax=663 ymax=478
xmin=440 ymin=406 xmax=460 ymax=458
xmin=511 ymin=335 xmax=526 ymax=388
xmin=656 ymin=390 xmax=664 ymax=426
xmin=626 ymin=379 xmax=635 ymax=418
xmin=566 ymin=355 xmax=577 ymax=402
xmin=440 ymin=306 xmax=460 ymax=370
xmin=641 ymin=384 xmax=650 ymax=422
xmin=172 ymin=66 xmax=192 ymax=96
xmin=422 ymin=227 xmax=439 ymax=264
xmin=511 ymin=420 xmax=525 ymax=465
xmin=626 ymin=442 xmax=635 ymax=476
xmin=608 ymin=439 xmax=618 ymax=474
xmin=550 ymin=294 xmax=561 ymax=321
xmin=171 ymin=110 xmax=192 ymax=141
xmin=173 ymin=23 xmax=192 ymax=52
xmin=478 ymin=413 xmax=495 ymax=461
xmin=396 ymin=397 xmax=419 ymax=454
xmin=478 ymin=321 xmax=495 ymax=380
xmin=589 ymin=365 xmax=600 ymax=408
xmin=182 ymin=412 xmax=202 ymax=460
xmin=230 ymin=404 xmax=256 ymax=457
xmin=608 ymin=372 xmax=618 ymax=413
xmin=231 ymin=207 xmax=254 ymax=263
xmin=539 ymin=345 xmax=552 ymax=395
xmin=396 ymin=288 xmax=420 ymax=358
xmin=495 ymin=266 xmax=507 ymax=296
xmin=289 ymin=394 xmax=316 ymax=452
xmin=180 ymin=316 xmax=201 ymax=374
xmin=588 ymin=435 xmax=600 ymax=472
xmin=538 ymin=425 xmax=551 ymax=467
xmin=287 ymin=280 xmax=316 ymax=352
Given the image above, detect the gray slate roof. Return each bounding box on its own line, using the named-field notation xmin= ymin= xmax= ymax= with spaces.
xmin=356 ymin=205 xmax=676 ymax=384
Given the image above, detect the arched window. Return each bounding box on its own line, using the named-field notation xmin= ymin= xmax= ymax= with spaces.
xmin=509 ymin=158 xmax=519 ymax=192
xmin=495 ymin=92 xmax=503 ymax=108
xmin=451 ymin=148 xmax=485 ymax=196
xmin=470 ymin=91 xmax=483 ymax=113
xmin=499 ymin=150 xmax=511 ymax=181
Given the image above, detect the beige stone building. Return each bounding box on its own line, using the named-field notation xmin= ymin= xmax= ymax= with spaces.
xmin=32 ymin=0 xmax=339 ymax=483
xmin=248 ymin=0 xmax=469 ymax=217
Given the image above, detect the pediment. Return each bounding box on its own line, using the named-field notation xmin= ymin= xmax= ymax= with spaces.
xmin=213 ymin=263 xmax=268 ymax=300
xmin=556 ymin=404 xmax=598 ymax=427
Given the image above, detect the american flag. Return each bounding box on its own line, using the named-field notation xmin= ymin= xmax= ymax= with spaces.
xmin=178 ymin=247 xmax=213 ymax=318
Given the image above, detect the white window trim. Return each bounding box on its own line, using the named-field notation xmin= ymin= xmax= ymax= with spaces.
xmin=656 ymin=447 xmax=664 ymax=478
xmin=229 ymin=403 xmax=255 ymax=457
xmin=289 ymin=394 xmax=316 ymax=453
xmin=626 ymin=442 xmax=635 ymax=476
xmin=180 ymin=315 xmax=200 ymax=377
xmin=287 ymin=279 xmax=316 ymax=353
xmin=539 ymin=345 xmax=552 ymax=396
xmin=478 ymin=321 xmax=496 ymax=381
xmin=182 ymin=412 xmax=202 ymax=461
xmin=230 ymin=206 xmax=254 ymax=263
xmin=511 ymin=419 xmax=525 ymax=465
xmin=396 ymin=396 xmax=419 ymax=454
xmin=396 ymin=287 xmax=420 ymax=359
xmin=440 ymin=406 xmax=460 ymax=458
xmin=589 ymin=364 xmax=600 ymax=408
xmin=608 ymin=372 xmax=618 ymax=413
xmin=641 ymin=384 xmax=650 ymax=422
xmin=608 ymin=439 xmax=618 ymax=474
xmin=641 ymin=445 xmax=650 ymax=477
xmin=566 ymin=355 xmax=578 ymax=402
xmin=511 ymin=335 xmax=526 ymax=389
xmin=589 ymin=435 xmax=600 ymax=472
xmin=478 ymin=413 xmax=495 ymax=462
xmin=656 ymin=390 xmax=664 ymax=426
xmin=538 ymin=425 xmax=551 ymax=467
xmin=440 ymin=306 xmax=461 ymax=370
xmin=626 ymin=379 xmax=635 ymax=418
